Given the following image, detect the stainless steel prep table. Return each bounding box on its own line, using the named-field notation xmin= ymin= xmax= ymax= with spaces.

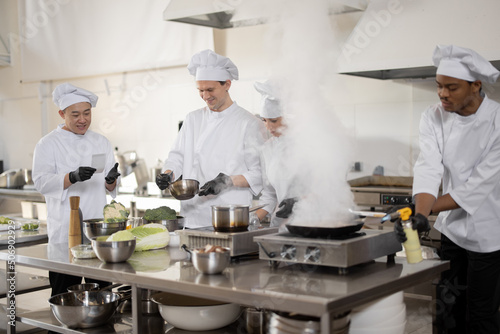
xmin=1 ymin=242 xmax=449 ymax=334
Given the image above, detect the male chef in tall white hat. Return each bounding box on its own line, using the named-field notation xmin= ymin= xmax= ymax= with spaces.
xmin=392 ymin=45 xmax=500 ymax=333
xmin=156 ymin=49 xmax=266 ymax=228
xmin=32 ymin=83 xmax=120 ymax=296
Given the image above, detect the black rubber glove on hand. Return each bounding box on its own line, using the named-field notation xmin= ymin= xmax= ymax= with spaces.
xmin=276 ymin=198 xmax=298 ymax=218
xmin=69 ymin=167 xmax=96 ymax=184
xmin=394 ymin=213 xmax=431 ymax=243
xmin=105 ymin=163 xmax=121 ymax=184
xmin=198 ymin=173 xmax=233 ymax=196
xmin=156 ymin=171 xmax=173 ymax=190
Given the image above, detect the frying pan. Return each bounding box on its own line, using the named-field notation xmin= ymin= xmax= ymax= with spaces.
xmin=285 ymin=222 xmax=364 ymax=238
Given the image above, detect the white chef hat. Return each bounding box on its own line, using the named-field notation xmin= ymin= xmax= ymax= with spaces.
xmin=254 ymin=80 xmax=282 ymax=118
xmin=52 ymin=83 xmax=98 ymax=110
xmin=433 ymin=44 xmax=500 ymax=84
xmin=187 ymin=49 xmax=239 ymax=81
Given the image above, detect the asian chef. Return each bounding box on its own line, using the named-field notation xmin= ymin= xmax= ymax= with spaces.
xmin=32 ymin=83 xmax=120 ymax=296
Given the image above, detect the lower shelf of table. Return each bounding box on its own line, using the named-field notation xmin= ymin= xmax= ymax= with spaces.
xmin=17 ymin=308 xmax=246 ymax=334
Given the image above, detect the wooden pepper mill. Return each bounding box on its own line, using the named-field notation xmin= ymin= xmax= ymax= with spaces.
xmin=69 ymin=196 xmax=82 ymax=248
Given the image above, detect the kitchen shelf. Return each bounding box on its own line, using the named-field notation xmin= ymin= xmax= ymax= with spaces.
xmin=17 ymin=308 xmax=135 ymax=334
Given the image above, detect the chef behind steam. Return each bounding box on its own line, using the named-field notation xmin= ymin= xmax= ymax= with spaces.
xmin=392 ymin=45 xmax=500 ymax=334
xmin=156 ymin=50 xmax=266 ymax=228
xmin=253 ymin=80 xmax=299 ymax=228
xmin=32 ymin=83 xmax=120 ymax=297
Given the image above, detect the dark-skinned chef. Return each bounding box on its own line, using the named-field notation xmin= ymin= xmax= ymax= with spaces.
xmin=393 ymin=45 xmax=500 ymax=334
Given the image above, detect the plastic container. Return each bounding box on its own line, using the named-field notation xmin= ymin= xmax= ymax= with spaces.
xmin=403 ymin=221 xmax=423 ymax=263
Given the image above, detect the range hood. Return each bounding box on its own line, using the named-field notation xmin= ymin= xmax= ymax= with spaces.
xmin=337 ymin=0 xmax=500 ymax=80
xmin=163 ymin=0 xmax=368 ymax=29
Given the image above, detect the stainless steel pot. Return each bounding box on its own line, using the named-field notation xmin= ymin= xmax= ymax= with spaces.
xmin=211 ymin=205 xmax=265 ymax=232
xmin=0 ymin=169 xmax=26 ymax=189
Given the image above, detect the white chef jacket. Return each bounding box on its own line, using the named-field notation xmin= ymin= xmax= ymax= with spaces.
xmin=32 ymin=124 xmax=117 ymax=244
xmin=413 ymin=96 xmax=500 ymax=252
xmin=164 ymin=102 xmax=266 ymax=228
xmin=259 ymin=135 xmax=297 ymax=227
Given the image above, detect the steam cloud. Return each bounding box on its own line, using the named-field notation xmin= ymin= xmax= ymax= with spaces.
xmin=248 ymin=0 xmax=356 ymax=226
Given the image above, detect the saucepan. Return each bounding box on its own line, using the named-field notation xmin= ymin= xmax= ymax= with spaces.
xmin=211 ymin=204 xmax=265 ymax=232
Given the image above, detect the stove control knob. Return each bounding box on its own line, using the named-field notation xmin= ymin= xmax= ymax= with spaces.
xmin=304 ymin=247 xmax=321 ymax=263
xmin=280 ymin=245 xmax=297 ymax=260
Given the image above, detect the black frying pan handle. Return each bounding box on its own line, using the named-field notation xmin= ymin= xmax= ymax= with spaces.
xmin=257 ymin=242 xmax=275 ymax=258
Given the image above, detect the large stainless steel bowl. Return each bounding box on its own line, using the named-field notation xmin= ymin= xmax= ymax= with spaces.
xmin=144 ymin=216 xmax=185 ymax=232
xmin=48 ymin=290 xmax=121 ymax=329
xmin=151 ymin=292 xmax=241 ymax=331
xmin=83 ymin=219 xmax=126 ymax=240
xmin=91 ymin=236 xmax=136 ymax=263
xmin=168 ymin=179 xmax=199 ymax=200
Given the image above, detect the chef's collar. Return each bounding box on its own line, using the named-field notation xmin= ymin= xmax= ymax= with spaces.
xmin=56 ymin=123 xmax=87 ymax=137
xmin=208 ymin=102 xmax=237 ymax=119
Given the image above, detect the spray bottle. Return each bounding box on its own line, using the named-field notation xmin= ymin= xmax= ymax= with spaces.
xmin=397 ymin=207 xmax=423 ymax=264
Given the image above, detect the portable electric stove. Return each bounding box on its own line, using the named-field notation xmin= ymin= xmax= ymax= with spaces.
xmin=254 ymin=228 xmax=402 ymax=274
xmin=177 ymin=226 xmax=279 ymax=257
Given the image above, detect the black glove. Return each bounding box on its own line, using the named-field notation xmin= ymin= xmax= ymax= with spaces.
xmin=386 ymin=204 xmax=416 ymax=222
xmin=105 ymin=163 xmax=121 ymax=184
xmin=393 ymin=213 xmax=431 ymax=243
xmin=69 ymin=167 xmax=96 ymax=184
xmin=156 ymin=171 xmax=173 ymax=190
xmin=198 ymin=173 xmax=233 ymax=196
xmin=276 ymin=198 xmax=298 ymax=218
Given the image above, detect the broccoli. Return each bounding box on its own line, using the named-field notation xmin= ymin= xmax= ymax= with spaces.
xmin=0 ymin=216 xmax=12 ymax=224
xmin=103 ymin=200 xmax=130 ymax=223
xmin=143 ymin=206 xmax=177 ymax=221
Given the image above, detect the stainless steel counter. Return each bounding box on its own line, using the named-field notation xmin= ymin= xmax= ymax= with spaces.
xmin=0 ymin=189 xmax=44 ymax=202
xmin=0 ymin=225 xmax=48 ymax=250
xmin=0 ymin=241 xmax=449 ymax=334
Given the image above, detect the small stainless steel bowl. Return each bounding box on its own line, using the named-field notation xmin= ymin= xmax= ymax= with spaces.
xmin=67 ymin=283 xmax=99 ymax=293
xmin=83 ymin=219 xmax=126 ymax=240
xmin=144 ymin=216 xmax=185 ymax=232
xmin=48 ymin=290 xmax=121 ymax=329
xmin=91 ymin=236 xmax=136 ymax=263
xmin=169 ymin=179 xmax=199 ymax=200
xmin=190 ymin=247 xmax=230 ymax=275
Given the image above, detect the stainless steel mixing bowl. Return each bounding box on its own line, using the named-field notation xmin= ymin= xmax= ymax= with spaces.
xmin=83 ymin=219 xmax=126 ymax=240
xmin=48 ymin=290 xmax=121 ymax=329
xmin=91 ymin=236 xmax=136 ymax=263
xmin=182 ymin=245 xmax=230 ymax=274
xmin=168 ymin=179 xmax=199 ymax=200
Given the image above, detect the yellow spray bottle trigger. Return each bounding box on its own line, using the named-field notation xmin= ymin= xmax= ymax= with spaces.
xmin=397 ymin=207 xmax=412 ymax=221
